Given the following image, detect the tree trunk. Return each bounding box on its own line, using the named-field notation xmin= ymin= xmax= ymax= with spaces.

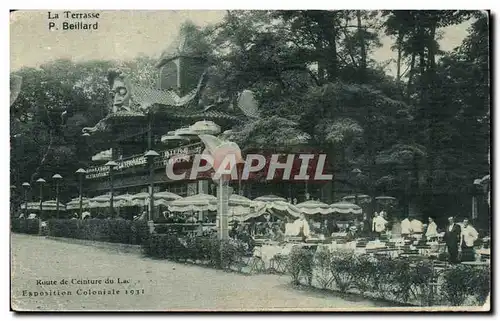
xmin=396 ymin=31 xmax=403 ymax=84
xmin=406 ymin=52 xmax=416 ymax=102
xmin=356 ymin=10 xmax=367 ymax=77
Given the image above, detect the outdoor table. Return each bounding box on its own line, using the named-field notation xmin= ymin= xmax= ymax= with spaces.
xmin=460 ymin=261 xmax=490 ymax=267
xmin=253 ymin=243 xmax=294 ymax=269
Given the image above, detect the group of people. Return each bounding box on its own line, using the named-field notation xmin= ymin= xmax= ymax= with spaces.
xmin=372 ymin=213 xmax=480 ymax=263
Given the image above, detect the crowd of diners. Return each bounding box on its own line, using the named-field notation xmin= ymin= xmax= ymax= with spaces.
xmin=226 ymin=209 xmax=484 ymax=264
xmin=18 ymin=199 xmax=485 ymax=264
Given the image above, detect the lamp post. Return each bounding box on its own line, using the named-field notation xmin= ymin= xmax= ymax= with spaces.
xmin=36 ymin=178 xmax=46 ymax=214
xmin=145 ymin=150 xmax=160 ymax=223
xmin=52 ymin=174 xmax=62 ymax=218
xmin=76 ymin=168 xmax=87 ymax=218
xmin=22 ymin=182 xmax=30 ymax=217
xmin=105 ymin=161 xmax=118 ymax=218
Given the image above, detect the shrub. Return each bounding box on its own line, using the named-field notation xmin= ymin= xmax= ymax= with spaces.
xmin=313 ymin=249 xmax=333 ymax=289
xmin=441 ymin=265 xmax=491 ymax=306
xmin=11 ymin=219 xmax=40 ymax=235
xmin=329 ymin=250 xmax=357 ymax=293
xmin=372 ymin=257 xmax=399 ymax=301
xmin=142 ymin=234 xmax=246 ymax=270
xmin=286 ymin=246 xmax=314 ymax=286
xmin=46 ymin=219 xmax=149 ymax=245
xmin=283 ymin=250 xmax=490 ymax=307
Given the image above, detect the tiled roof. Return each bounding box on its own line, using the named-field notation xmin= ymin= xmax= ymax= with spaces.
xmin=168 ymin=110 xmax=242 ymax=121
xmin=132 ymin=85 xmax=200 ymax=108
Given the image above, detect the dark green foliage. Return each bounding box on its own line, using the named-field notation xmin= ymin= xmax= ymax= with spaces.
xmin=441 ymin=264 xmax=490 ymax=306
xmin=286 ymin=249 xmax=490 ymax=306
xmin=11 ymin=219 xmax=40 ymax=235
xmin=142 ymin=234 xmax=247 ymax=270
xmin=46 ymin=219 xmax=149 ymax=245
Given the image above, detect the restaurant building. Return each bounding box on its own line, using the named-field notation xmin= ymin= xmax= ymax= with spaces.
xmin=81 ymin=33 xmax=343 ymax=220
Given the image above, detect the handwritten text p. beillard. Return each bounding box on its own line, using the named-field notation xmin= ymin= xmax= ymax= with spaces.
xmin=47 ymin=11 xmax=100 ymax=31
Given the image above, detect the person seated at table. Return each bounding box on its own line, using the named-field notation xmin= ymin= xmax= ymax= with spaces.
xmin=425 ymin=216 xmax=439 ymax=240
xmin=360 ymin=214 xmax=371 ymax=237
xmin=410 ymin=216 xmax=424 ymax=236
xmin=326 ymin=218 xmax=339 ymax=235
xmin=264 ymin=225 xmax=276 ymax=240
xmin=372 ymin=212 xmax=388 ymax=238
xmin=186 ymin=214 xmax=197 ymax=224
xmin=401 ymin=215 xmax=412 ymax=238
xmin=347 ymin=224 xmax=358 ymax=241
xmin=229 ymin=221 xmax=240 ymax=238
xmin=294 ymin=213 xmax=310 ymax=242
xmin=166 ymin=212 xmax=176 ymax=223
xmin=272 ymin=225 xmax=285 ymax=242
xmin=460 ymin=218 xmax=479 ymax=262
xmin=195 ymin=220 xmax=206 ymax=237
xmin=391 ymin=217 xmax=402 ymax=238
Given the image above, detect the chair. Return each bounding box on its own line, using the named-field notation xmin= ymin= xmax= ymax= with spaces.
xmin=269 ymin=254 xmax=289 ymax=274
xmin=237 ymin=248 xmax=266 ymax=274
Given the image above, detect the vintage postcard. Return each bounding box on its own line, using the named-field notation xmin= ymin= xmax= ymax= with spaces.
xmin=10 ymin=10 xmax=491 ymax=311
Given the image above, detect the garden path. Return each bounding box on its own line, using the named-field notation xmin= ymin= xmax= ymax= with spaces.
xmin=11 ymin=234 xmax=390 ymax=311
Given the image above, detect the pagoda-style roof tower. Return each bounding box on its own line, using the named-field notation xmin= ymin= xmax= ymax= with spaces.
xmin=81 ymin=30 xmax=260 ymax=158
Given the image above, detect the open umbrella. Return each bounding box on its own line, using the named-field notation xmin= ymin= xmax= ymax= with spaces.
xmin=330 ymin=201 xmax=362 ymax=215
xmin=228 ymin=194 xmax=261 ymax=220
xmin=375 ymin=196 xmax=397 ymax=206
xmin=264 ymin=201 xmax=302 ymax=219
xmin=296 ymin=200 xmax=334 ymax=215
xmin=154 ymin=191 xmax=182 ymax=206
xmin=114 ymin=194 xmax=134 ymax=207
xmin=342 ymin=195 xmax=372 ymax=204
xmin=66 ymin=197 xmax=90 ymax=210
xmin=254 ymin=195 xmax=287 ymax=203
xmin=19 ymin=202 xmax=41 ymax=211
xmin=168 ymin=193 xmax=217 ymax=212
xmin=89 ymin=194 xmax=112 ymax=208
xmin=131 ymin=192 xmax=151 ymax=206
xmin=41 ymin=200 xmax=66 ymax=211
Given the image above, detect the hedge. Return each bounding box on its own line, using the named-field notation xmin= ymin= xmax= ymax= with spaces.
xmin=142 ymin=234 xmax=248 ymax=270
xmin=287 ymin=248 xmax=490 ymax=307
xmin=11 ymin=219 xmax=40 ymax=235
xmin=46 ymin=219 xmax=149 ymax=245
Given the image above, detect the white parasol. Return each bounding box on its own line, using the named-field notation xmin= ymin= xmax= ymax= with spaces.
xmin=254 ymin=195 xmax=287 ymax=203
xmin=330 ymin=201 xmax=362 ymax=215
xmin=66 ymin=197 xmax=90 ymax=210
xmin=154 ymin=191 xmax=182 ymax=206
xmin=168 ymin=193 xmax=218 ymax=212
xmin=296 ymin=200 xmax=334 ymax=215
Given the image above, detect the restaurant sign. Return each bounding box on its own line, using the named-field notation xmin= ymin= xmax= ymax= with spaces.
xmin=85 ymin=143 xmax=204 ymax=180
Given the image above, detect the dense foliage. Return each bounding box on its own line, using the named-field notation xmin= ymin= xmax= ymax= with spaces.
xmin=288 ymin=248 xmax=490 ymax=307
xmin=11 ymin=219 xmax=40 ymax=235
xmin=142 ymin=234 xmax=248 ymax=270
xmin=46 ymin=219 xmax=150 ymax=245
xmin=10 ymin=11 xmax=490 ymax=224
